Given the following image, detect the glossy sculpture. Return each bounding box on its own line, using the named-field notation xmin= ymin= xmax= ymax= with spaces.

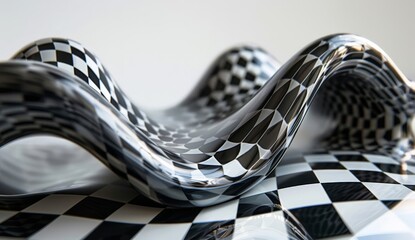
xmin=0 ymin=34 xmax=413 ymax=208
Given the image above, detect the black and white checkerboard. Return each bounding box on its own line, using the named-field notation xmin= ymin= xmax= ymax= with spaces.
xmin=3 ymin=34 xmax=413 ymax=208
xmin=0 ymin=34 xmax=414 ymax=238
xmin=0 ymin=151 xmax=413 ymax=239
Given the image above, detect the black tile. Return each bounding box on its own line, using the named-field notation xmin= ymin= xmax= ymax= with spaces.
xmin=38 ymin=42 xmax=55 ymax=50
xmin=223 ymin=61 xmax=232 ymax=70
xmin=237 ymin=146 xmax=260 ymax=169
xmin=294 ymin=58 xmax=318 ymax=83
xmin=214 ymin=145 xmax=240 ymax=165
xmin=84 ymin=221 xmax=144 ymax=240
xmin=258 ymin=121 xmax=282 ymax=149
xmin=374 ymin=163 xmax=409 ymax=174
xmin=223 ymin=175 xmax=263 ymax=196
xmin=87 ymin=67 xmax=101 ymax=87
xmin=129 ymin=194 xmax=164 ymax=208
xmin=382 ymin=200 xmax=401 ymax=209
xmin=57 ymin=185 xmax=104 ymax=196
xmin=27 ymin=52 xmax=42 ymax=61
xmin=150 ymin=208 xmax=201 ymax=223
xmin=245 ymin=71 xmax=256 ymax=81
xmin=335 ymin=154 xmax=368 ymax=162
xmin=70 ymin=46 xmax=86 ymax=60
xmin=56 ymin=50 xmax=73 ymax=65
xmin=230 ymin=75 xmax=241 ymax=85
xmin=237 ymin=57 xmax=247 ymax=67
xmin=289 ymin=204 xmax=350 ymax=239
xmin=265 ymin=170 xmax=276 ymax=179
xmin=65 ymin=197 xmax=123 ymax=219
xmin=309 ymin=162 xmax=346 ymax=170
xmin=0 ymin=195 xmax=46 ymax=211
xmin=277 ymin=86 xmax=300 ymax=117
xmin=278 ymin=154 xmax=307 ymax=166
xmin=322 ymin=182 xmax=377 ymax=202
xmin=74 ymin=68 xmax=89 ymax=83
xmin=244 ymin=113 xmax=273 ymax=143
xmin=51 ymin=38 xmax=69 ymax=44
xmin=310 ymin=44 xmax=329 ymax=56
xmin=184 ymin=220 xmax=234 ymax=240
xmin=0 ymin=212 xmax=58 ymax=237
xmin=237 ymin=191 xmax=281 ymax=218
xmin=228 ymin=112 xmax=260 ymax=142
xmin=277 ymin=171 xmax=319 ymax=189
xmin=351 ymin=170 xmax=398 ymax=184
xmin=214 ymin=80 xmax=226 ymax=91
xmin=264 ymin=81 xmax=290 ymax=110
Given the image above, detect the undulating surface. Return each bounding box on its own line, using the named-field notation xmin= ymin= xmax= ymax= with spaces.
xmin=0 ymin=34 xmax=414 ymax=239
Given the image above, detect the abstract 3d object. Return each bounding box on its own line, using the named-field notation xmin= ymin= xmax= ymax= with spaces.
xmin=0 ymin=34 xmax=413 ymax=208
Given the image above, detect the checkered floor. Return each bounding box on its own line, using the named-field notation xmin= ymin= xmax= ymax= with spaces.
xmin=0 ymin=151 xmax=414 ymax=240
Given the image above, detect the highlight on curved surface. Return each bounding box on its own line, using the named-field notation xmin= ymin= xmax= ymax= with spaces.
xmin=0 ymin=34 xmax=413 ymax=207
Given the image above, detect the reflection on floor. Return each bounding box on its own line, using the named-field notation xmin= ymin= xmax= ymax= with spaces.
xmin=0 ymin=149 xmax=414 ymax=239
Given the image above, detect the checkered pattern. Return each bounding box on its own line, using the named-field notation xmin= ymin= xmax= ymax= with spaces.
xmin=0 ymin=152 xmax=413 ymax=239
xmin=0 ymin=34 xmax=413 ymax=208
xmin=183 ymin=45 xmax=280 ymax=107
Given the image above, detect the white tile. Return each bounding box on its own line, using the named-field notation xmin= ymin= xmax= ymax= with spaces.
xmin=341 ymin=162 xmax=381 ymax=171
xmin=323 ymin=235 xmax=356 ymax=240
xmin=106 ymin=204 xmax=163 ymax=224
xmin=0 ymin=210 xmax=17 ymax=222
xmin=53 ymin=42 xmax=71 ymax=52
xmin=330 ymin=151 xmax=361 ymax=155
xmin=358 ymin=233 xmax=415 ymax=240
xmin=404 ymin=192 xmax=415 ymax=200
xmin=132 ymin=223 xmax=191 ymax=240
xmin=363 ymin=154 xmax=399 ymax=164
xmin=73 ymin=55 xmax=88 ymax=73
xmin=314 ymin=170 xmax=359 ymax=183
xmin=57 ymin=62 xmax=75 ymax=74
xmin=389 ymin=198 xmax=415 ymax=230
xmin=354 ymin=211 xmax=412 ymax=237
xmin=304 ymin=154 xmax=338 ymax=163
xmin=275 ymin=162 xmax=312 ymax=177
xmin=334 ymin=200 xmax=388 ymax=233
xmin=242 ymin=178 xmax=277 ymax=198
xmin=85 ymin=54 xmax=99 ymax=76
xmin=40 ymin=50 xmax=57 ymax=62
xmin=29 ymin=215 xmax=101 ymax=240
xmin=278 ymin=183 xmax=331 ymax=209
xmin=193 ymin=199 xmax=239 ymax=223
xmin=23 ymin=194 xmax=85 ymax=214
xmin=68 ymin=40 xmax=84 ymax=51
xmin=233 ymin=211 xmax=288 ymax=240
xmin=385 ymin=173 xmax=415 ymax=185
xmin=363 ymin=183 xmax=413 ymax=200
xmin=222 ymin=160 xmax=246 ymax=178
xmin=91 ymin=183 xmax=138 ymax=202
xmin=24 ymin=46 xmax=39 ymax=57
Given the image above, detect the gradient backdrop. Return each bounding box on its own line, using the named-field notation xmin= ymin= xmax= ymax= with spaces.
xmin=1 ymin=0 xmax=414 ymax=109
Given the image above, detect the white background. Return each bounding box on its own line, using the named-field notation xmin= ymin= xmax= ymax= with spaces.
xmin=1 ymin=0 xmax=414 ymax=109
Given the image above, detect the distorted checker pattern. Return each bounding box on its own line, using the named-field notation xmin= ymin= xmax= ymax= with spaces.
xmin=12 ymin=38 xmax=284 ymax=183
xmin=0 ymin=152 xmax=413 ymax=239
xmin=13 ymin=39 xmax=279 ymax=138
xmin=6 ymin=34 xmax=414 ymax=207
xmin=13 ymin=37 xmax=414 ymax=166
xmin=311 ymin=62 xmax=415 ymax=153
xmin=187 ymin=45 xmax=280 ymax=107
